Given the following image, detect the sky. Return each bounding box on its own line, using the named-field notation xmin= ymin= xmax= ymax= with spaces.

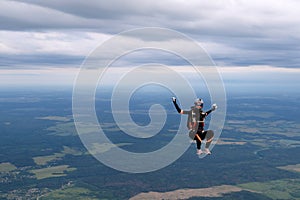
xmin=0 ymin=0 xmax=300 ymax=89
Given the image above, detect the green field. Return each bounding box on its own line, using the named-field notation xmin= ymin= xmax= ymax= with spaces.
xmin=40 ymin=187 xmax=101 ymax=200
xmin=36 ymin=116 xmax=72 ymax=122
xmin=46 ymin=122 xmax=77 ymax=136
xmin=33 ymin=153 xmax=65 ymax=165
xmin=278 ymin=164 xmax=300 ymax=173
xmin=33 ymin=146 xmax=83 ymax=165
xmin=0 ymin=162 xmax=17 ymax=173
xmin=30 ymin=165 xmax=76 ymax=180
xmin=239 ymin=179 xmax=300 ymax=200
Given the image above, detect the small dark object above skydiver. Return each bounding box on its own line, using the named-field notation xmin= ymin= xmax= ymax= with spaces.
xmin=172 ymin=97 xmax=217 ymax=155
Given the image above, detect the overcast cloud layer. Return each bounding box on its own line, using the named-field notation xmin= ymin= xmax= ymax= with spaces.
xmin=1 ymin=0 xmax=300 ymax=69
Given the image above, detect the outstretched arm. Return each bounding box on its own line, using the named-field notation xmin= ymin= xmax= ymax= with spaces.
xmin=172 ymin=97 xmax=184 ymax=114
xmin=205 ymin=103 xmax=217 ymax=115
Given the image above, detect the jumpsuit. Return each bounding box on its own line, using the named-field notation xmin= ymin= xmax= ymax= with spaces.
xmin=183 ymin=107 xmax=214 ymax=150
xmin=173 ymin=100 xmax=214 ymax=150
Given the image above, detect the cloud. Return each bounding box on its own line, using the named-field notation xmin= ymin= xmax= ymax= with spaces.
xmin=0 ymin=63 xmax=299 ymax=89
xmin=0 ymin=68 xmax=78 ymax=87
xmin=0 ymin=53 xmax=84 ymax=69
xmin=0 ymin=31 xmax=111 ymax=68
xmin=4 ymin=0 xmax=300 ymax=37
xmin=0 ymin=0 xmax=102 ymax=30
xmin=0 ymin=31 xmax=111 ymax=55
xmin=0 ymin=0 xmax=300 ymax=69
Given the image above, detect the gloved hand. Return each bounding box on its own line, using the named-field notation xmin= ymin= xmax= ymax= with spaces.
xmin=172 ymin=97 xmax=182 ymax=113
xmin=211 ymin=103 xmax=218 ymax=111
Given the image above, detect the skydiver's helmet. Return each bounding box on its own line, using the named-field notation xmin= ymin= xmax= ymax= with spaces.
xmin=194 ymin=98 xmax=204 ymax=107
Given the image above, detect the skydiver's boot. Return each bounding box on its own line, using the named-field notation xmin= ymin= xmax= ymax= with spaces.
xmin=196 ymin=149 xmax=203 ymax=155
xmin=204 ymin=148 xmax=211 ymax=155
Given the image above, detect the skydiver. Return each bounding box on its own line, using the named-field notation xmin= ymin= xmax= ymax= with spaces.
xmin=172 ymin=97 xmax=217 ymax=155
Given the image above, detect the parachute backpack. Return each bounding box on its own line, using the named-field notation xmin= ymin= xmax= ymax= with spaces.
xmin=187 ymin=98 xmax=203 ymax=139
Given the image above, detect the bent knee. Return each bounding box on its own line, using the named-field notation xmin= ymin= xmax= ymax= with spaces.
xmin=207 ymin=130 xmax=214 ymax=138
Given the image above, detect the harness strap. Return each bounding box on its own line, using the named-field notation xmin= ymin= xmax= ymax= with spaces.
xmin=195 ymin=134 xmax=202 ymax=142
xmin=206 ymin=137 xmax=214 ymax=143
